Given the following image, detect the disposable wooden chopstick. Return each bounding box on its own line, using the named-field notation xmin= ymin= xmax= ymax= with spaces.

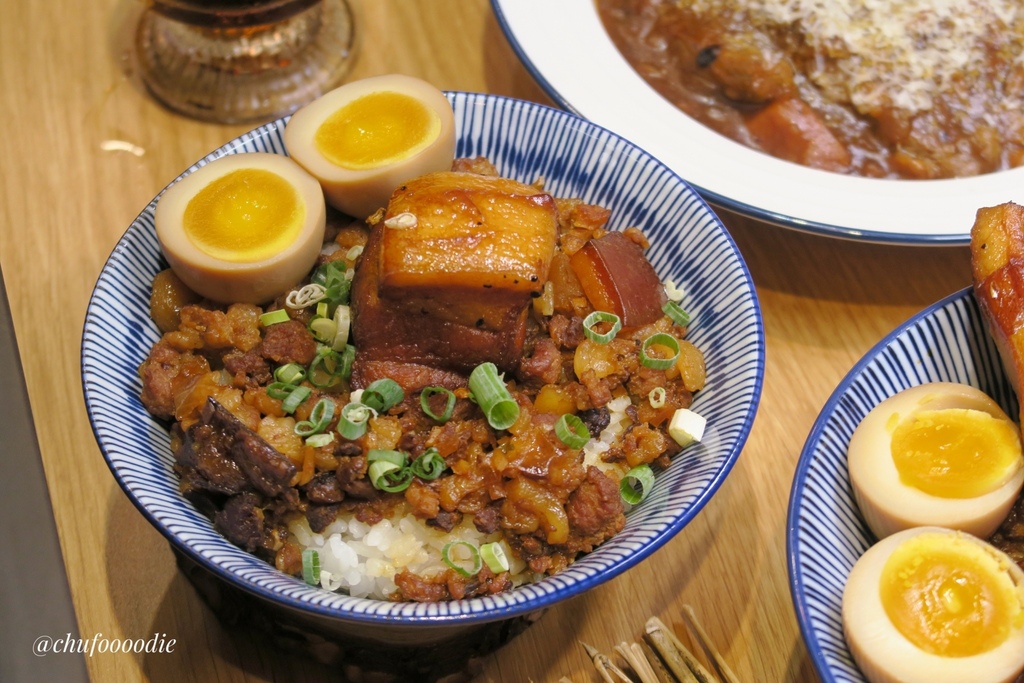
xmin=580 ymin=641 xmax=634 ymax=683
xmin=614 ymin=641 xmax=660 ymax=683
xmin=681 ymin=605 xmax=741 ymax=683
xmin=638 ymin=636 xmax=679 ymax=683
xmin=644 ymin=616 xmax=720 ymax=683
xmin=642 ymin=621 xmax=701 ymax=683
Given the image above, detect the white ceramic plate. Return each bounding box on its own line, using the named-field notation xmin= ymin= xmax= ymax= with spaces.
xmin=787 ymin=287 xmax=1019 ymax=681
xmin=491 ymin=0 xmax=1024 ymax=245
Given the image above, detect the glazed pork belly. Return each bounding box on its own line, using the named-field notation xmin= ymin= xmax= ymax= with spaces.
xmin=350 ymin=171 xmax=558 ymax=389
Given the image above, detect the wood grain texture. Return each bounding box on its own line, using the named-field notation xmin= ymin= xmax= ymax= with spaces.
xmin=0 ymin=0 xmax=973 ymax=681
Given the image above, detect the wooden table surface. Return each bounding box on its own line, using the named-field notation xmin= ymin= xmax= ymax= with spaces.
xmin=0 ymin=0 xmax=974 ymax=681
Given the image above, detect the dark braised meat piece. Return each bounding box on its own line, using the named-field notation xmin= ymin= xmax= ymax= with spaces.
xmin=547 ymin=314 xmax=586 ymax=350
xmin=428 ymin=509 xmax=463 ymax=533
xmin=394 ymin=566 xmax=512 ymax=603
xmin=566 ymin=466 xmax=625 ymax=539
xmin=333 ymin=440 xmax=362 ymax=458
xmin=139 ymin=341 xmax=210 ymax=419
xmin=447 ymin=566 xmax=512 ymax=601
xmin=304 ymin=471 xmax=345 ymax=504
xmin=351 ymin=359 xmax=469 ymax=393
xmin=199 ymin=397 xmax=297 ymax=496
xmin=176 ymin=422 xmax=250 ymax=495
xmin=336 ymin=455 xmax=378 ymax=500
xmin=306 ymin=503 xmax=341 ymax=533
xmin=259 ymin=318 xmax=318 ymax=366
xmin=472 ymin=505 xmax=501 ymax=534
xmin=394 ymin=569 xmax=450 ymax=602
xmin=222 ymin=348 xmax=273 ymax=387
xmin=577 ymin=406 xmax=611 ymax=437
xmin=517 ymin=336 xmax=563 ymax=386
xmin=214 ymin=491 xmax=265 ymax=553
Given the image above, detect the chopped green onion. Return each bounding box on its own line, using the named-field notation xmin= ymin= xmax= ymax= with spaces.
xmin=338 ymin=401 xmax=374 ymax=439
xmin=316 ymin=301 xmax=329 ymax=319
xmin=336 ymin=344 xmax=356 ymax=381
xmin=311 ymin=261 xmax=351 ymax=305
xmin=319 ymin=569 xmax=343 ymax=592
xmin=420 ymin=386 xmax=456 ymax=422
xmin=285 ymin=283 xmax=326 ymax=310
xmin=309 ymin=316 xmax=336 ymax=345
xmin=409 ymin=447 xmax=446 ymax=480
xmin=640 ymin=333 xmax=680 ymax=370
xmin=367 ymin=449 xmax=407 ymax=468
xmin=361 ymin=378 xmax=404 ymax=413
xmin=295 ymin=397 xmax=336 ymax=437
xmin=368 ymin=460 xmax=399 ymax=486
xmin=274 ymin=363 xmax=306 ymax=385
xmin=308 ymin=347 xmax=346 ymax=388
xmin=468 ymin=362 xmax=519 ymax=430
xmin=554 ymin=414 xmax=590 ymax=449
xmin=620 ymin=464 xmax=655 ymax=505
xmin=442 ymin=541 xmax=482 ymax=577
xmin=368 ymin=461 xmax=414 ymax=492
xmin=582 ymin=311 xmax=622 ymax=344
xmin=663 ymin=300 xmax=691 ymax=327
xmin=281 ymin=385 xmax=312 ymax=414
xmin=267 ymin=382 xmax=311 ymax=414
xmin=346 ymin=245 xmax=364 ymax=260
xmin=649 ymin=387 xmax=666 ymax=409
xmin=331 ymin=305 xmax=351 ymax=351
xmin=266 ymin=381 xmax=294 ymax=400
xmin=259 ymin=309 xmax=290 ymax=326
xmin=480 ymin=542 xmax=510 ymax=573
xmin=301 ymin=548 xmax=320 ymax=585
xmin=663 ymin=279 xmax=685 ymax=302
xmin=306 ymin=433 xmax=335 ymax=448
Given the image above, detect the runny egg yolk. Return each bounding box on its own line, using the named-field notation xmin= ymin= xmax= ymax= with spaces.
xmin=889 ymin=408 xmax=1023 ymax=499
xmin=314 ymin=91 xmax=440 ymax=171
xmin=879 ymin=532 xmax=1023 ymax=657
xmin=847 ymin=382 xmax=1024 ymax=540
xmin=183 ymin=168 xmax=304 ymax=263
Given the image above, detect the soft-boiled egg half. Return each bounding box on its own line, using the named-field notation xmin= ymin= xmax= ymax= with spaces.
xmin=843 ymin=526 xmax=1024 ymax=683
xmin=155 ymin=152 xmax=327 ymax=305
xmin=284 ymin=73 xmax=456 ymax=219
xmin=848 ymin=381 xmax=1024 ymax=539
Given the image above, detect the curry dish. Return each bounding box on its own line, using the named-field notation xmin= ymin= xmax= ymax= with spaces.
xmin=597 ymin=0 xmax=1024 ymax=179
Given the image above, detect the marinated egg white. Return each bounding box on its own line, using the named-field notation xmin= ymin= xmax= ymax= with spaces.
xmin=155 ymin=152 xmax=327 ymax=305
xmin=283 ymin=74 xmax=456 ymax=219
xmin=843 ymin=526 xmax=1024 ymax=683
xmin=848 ymin=382 xmax=1024 ymax=539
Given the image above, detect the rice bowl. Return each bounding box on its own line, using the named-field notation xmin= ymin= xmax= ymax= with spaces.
xmin=82 ymin=92 xmax=763 ymax=679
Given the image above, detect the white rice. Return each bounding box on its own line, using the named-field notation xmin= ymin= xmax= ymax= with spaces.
xmin=289 ymin=507 xmax=534 ymax=599
xmin=582 ymin=394 xmax=632 ymax=478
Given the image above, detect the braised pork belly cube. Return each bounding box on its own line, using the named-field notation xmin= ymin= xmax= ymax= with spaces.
xmin=351 ymin=171 xmax=559 ymax=389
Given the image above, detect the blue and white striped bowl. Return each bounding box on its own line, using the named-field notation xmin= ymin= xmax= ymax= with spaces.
xmin=82 ymin=93 xmax=763 ymax=634
xmin=787 ymin=287 xmax=1015 ymax=681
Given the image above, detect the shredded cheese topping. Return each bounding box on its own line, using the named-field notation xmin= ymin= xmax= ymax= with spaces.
xmin=684 ymin=0 xmax=1020 ymax=114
